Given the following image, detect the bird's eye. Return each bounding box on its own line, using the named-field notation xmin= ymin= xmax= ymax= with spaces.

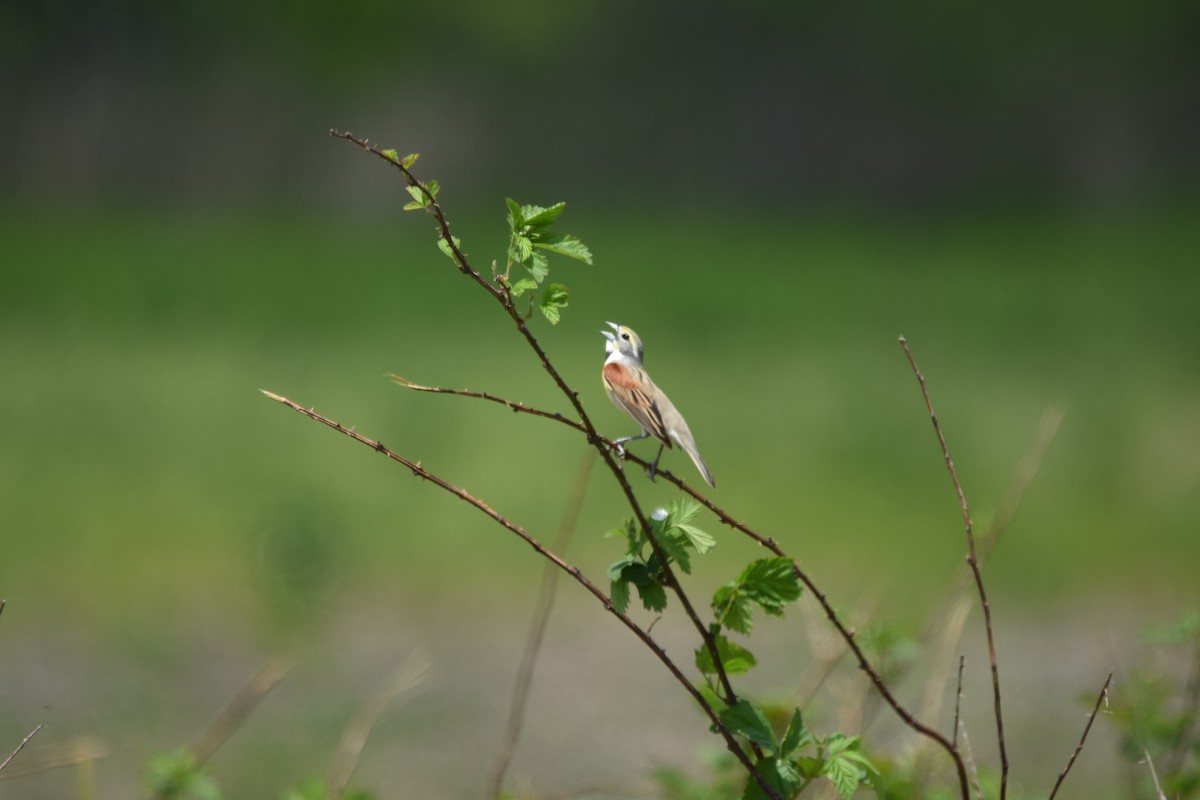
xmin=621 ymin=333 xmax=630 ymax=341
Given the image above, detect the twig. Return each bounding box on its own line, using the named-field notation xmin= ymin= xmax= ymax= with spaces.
xmin=900 ymin=335 xmax=1008 ymax=800
xmin=331 ymin=131 xmax=746 ymax=739
xmin=489 ymin=450 xmax=596 ymax=798
xmin=1048 ymin=673 xmax=1112 ymax=799
xmin=0 ymin=725 xmax=43 ymax=773
xmin=388 ymin=375 xmax=971 ymax=798
xmin=190 ymin=659 xmax=292 ymax=766
xmin=326 ymin=652 xmax=431 ymax=799
xmin=953 ymin=655 xmax=965 ymax=750
xmin=261 ymin=389 xmax=781 ymax=800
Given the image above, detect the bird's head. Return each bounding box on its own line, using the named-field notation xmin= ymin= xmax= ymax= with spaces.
xmin=601 ymin=321 xmax=644 ymax=363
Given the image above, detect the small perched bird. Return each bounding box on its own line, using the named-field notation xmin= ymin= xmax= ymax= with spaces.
xmin=601 ymin=321 xmax=716 ymax=487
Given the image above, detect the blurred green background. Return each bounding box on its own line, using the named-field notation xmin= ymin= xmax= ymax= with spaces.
xmin=2 ymin=2 xmax=1198 ymax=798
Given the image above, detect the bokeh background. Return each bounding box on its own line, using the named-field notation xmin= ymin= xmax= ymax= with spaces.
xmin=2 ymin=2 xmax=1198 ymax=798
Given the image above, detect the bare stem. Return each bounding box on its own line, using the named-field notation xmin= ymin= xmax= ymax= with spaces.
xmin=1048 ymin=673 xmax=1112 ymax=799
xmin=260 ymin=390 xmax=780 ymax=799
xmin=900 ymin=335 xmax=1008 ymax=800
xmin=0 ymin=724 xmax=43 ymax=773
xmin=389 ymin=374 xmax=970 ymax=798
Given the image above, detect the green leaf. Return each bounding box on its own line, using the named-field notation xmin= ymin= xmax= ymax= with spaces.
xmin=533 ymin=232 xmax=593 ymax=264
xmin=405 ymin=185 xmax=427 ymax=206
xmin=610 ymin=579 xmax=630 ymax=615
xmin=719 ymin=699 xmax=778 ymax=751
xmin=509 ymin=278 xmax=537 ymax=297
xmin=381 ymin=149 xmax=398 ymax=162
xmin=521 ymin=201 xmax=566 ymax=228
xmin=402 ymin=201 xmax=424 ymax=211
xmin=695 ymin=634 xmax=757 ymax=675
xmin=780 ymin=708 xmax=811 ymax=757
xmin=675 ymin=522 xmax=716 ymax=555
xmin=823 ymin=755 xmax=859 ymax=800
xmin=739 ymin=558 xmax=802 ymax=615
xmin=712 ymin=585 xmax=754 ymax=634
xmin=510 ymin=234 xmax=533 ymax=265
xmin=608 ymin=557 xmax=637 ymax=583
xmin=741 ymin=756 xmax=800 ymax=800
xmin=505 ymin=197 xmax=524 ymax=230
xmin=436 ymin=235 xmax=462 ymax=263
xmin=527 ymin=251 xmax=550 ymax=283
xmin=426 ymin=179 xmax=440 ymax=198
xmin=636 ymin=580 xmax=667 ymax=612
xmin=401 ymin=153 xmax=419 ymax=169
xmin=539 ymin=283 xmax=569 ymax=325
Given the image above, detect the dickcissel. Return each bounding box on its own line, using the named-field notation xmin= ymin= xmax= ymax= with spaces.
xmin=601 ymin=321 xmax=716 ymax=487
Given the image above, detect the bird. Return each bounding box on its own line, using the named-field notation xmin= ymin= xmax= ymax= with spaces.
xmin=601 ymin=321 xmax=716 ymax=487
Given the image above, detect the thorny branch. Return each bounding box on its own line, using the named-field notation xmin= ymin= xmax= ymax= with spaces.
xmin=259 ymin=390 xmax=780 ymax=799
xmin=900 ymin=335 xmax=1008 ymax=800
xmin=331 ymin=130 xmax=746 ymax=742
xmin=389 ymin=376 xmax=974 ymax=798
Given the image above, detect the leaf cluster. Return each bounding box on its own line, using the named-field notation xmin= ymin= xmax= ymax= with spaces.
xmin=503 ymin=199 xmax=592 ymax=324
xmin=717 ymin=704 xmax=877 ymax=800
xmin=608 ymin=499 xmax=715 ymax=615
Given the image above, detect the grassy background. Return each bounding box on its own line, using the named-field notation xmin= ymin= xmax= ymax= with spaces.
xmin=1 ymin=201 xmax=1197 ymax=796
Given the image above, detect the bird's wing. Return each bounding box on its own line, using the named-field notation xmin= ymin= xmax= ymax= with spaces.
xmin=603 ymin=362 xmax=671 ymax=446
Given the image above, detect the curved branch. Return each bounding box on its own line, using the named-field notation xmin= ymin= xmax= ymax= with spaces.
xmin=260 ymin=390 xmax=779 ymax=800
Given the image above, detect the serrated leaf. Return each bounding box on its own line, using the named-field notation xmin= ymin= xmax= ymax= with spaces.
xmin=505 ymin=197 xmax=524 ymax=230
xmin=401 ymin=152 xmax=419 ymax=169
xmin=436 ymin=235 xmax=462 ymax=263
xmin=539 ymin=283 xmax=568 ymax=325
xmin=527 ymin=251 xmax=550 ymax=283
xmin=381 ymin=148 xmax=399 ymax=162
xmin=509 ymin=278 xmax=537 ymax=297
xmin=712 ymin=585 xmax=754 ymax=634
xmin=695 ymin=634 xmax=757 ymax=675
xmin=533 ymin=233 xmax=593 ymax=264
xmin=719 ymin=699 xmax=778 ymax=751
xmin=405 ymin=185 xmax=426 ymax=205
xmin=608 ymin=557 xmax=636 ymax=583
xmin=739 ymin=558 xmax=802 ymax=612
xmin=426 ymin=179 xmax=440 ymax=198
xmin=510 ymin=234 xmax=533 ymax=264
xmin=610 ymin=579 xmax=630 ymax=615
xmin=780 ymin=709 xmax=811 ymax=757
xmin=521 ymin=202 xmax=566 ymax=228
xmin=636 ymin=581 xmax=667 ymax=612
xmin=675 ymin=522 xmax=716 ymax=555
xmin=823 ymin=754 xmax=860 ymax=800
xmin=402 ymin=201 xmax=424 ymax=211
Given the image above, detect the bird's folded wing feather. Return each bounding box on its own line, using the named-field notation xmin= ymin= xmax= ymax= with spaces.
xmin=603 ymin=362 xmax=670 ymax=446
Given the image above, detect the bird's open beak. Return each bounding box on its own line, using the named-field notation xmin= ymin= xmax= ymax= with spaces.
xmin=601 ymin=321 xmax=620 ymax=341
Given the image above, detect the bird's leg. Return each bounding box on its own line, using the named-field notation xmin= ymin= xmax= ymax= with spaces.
xmin=611 ymin=430 xmax=650 ymax=460
xmin=648 ymin=442 xmax=664 ymax=482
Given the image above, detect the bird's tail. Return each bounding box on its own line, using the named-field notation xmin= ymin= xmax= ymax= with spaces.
xmin=679 ymin=437 xmax=716 ymax=488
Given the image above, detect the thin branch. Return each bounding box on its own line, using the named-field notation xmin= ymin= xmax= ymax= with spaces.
xmin=958 ymin=717 xmax=986 ymax=800
xmin=953 ymin=655 xmax=965 ymax=750
xmin=260 ymin=390 xmax=780 ymax=800
xmin=326 ymin=652 xmax=431 ymax=799
xmin=388 ymin=374 xmax=970 ymax=798
xmin=1048 ymin=673 xmax=1112 ymax=799
xmin=0 ymin=725 xmax=43 ymax=773
xmin=900 ymin=335 xmax=1008 ymax=800
xmin=332 ymin=131 xmax=746 ymax=739
xmin=489 ymin=450 xmax=596 ymax=798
